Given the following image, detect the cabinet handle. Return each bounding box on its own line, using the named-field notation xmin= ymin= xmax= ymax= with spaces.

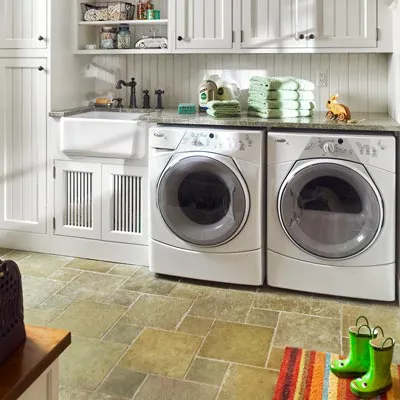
xmin=38 ymin=66 xmax=45 ymax=71
xmin=177 ymin=36 xmax=183 ymax=41
xmin=298 ymin=34 xmax=305 ymax=40
xmin=308 ymin=33 xmax=315 ymax=40
xmin=38 ymin=35 xmax=44 ymax=41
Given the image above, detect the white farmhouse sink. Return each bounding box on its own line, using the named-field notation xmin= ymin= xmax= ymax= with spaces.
xmin=60 ymin=111 xmax=146 ymax=159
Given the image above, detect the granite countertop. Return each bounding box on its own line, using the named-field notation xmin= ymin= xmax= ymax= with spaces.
xmin=49 ymin=107 xmax=400 ymax=132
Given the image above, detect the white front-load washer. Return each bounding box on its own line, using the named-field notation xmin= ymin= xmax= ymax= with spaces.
xmin=267 ymin=131 xmax=396 ymax=301
xmin=149 ymin=126 xmax=265 ymax=285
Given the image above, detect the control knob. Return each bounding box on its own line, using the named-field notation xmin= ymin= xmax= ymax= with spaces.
xmin=323 ymin=141 xmax=335 ymax=154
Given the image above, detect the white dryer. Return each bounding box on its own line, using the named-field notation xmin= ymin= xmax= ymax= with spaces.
xmin=267 ymin=131 xmax=396 ymax=301
xmin=149 ymin=126 xmax=265 ymax=285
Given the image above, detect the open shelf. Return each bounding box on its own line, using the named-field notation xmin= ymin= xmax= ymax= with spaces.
xmin=79 ymin=19 xmax=168 ymax=26
xmin=74 ymin=48 xmax=170 ymax=55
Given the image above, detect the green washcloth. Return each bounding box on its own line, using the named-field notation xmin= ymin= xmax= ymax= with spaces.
xmin=248 ymin=88 xmax=314 ymax=100
xmin=207 ymin=100 xmax=241 ymax=109
xmin=248 ymin=108 xmax=313 ymax=119
xmin=250 ymin=76 xmax=315 ymax=91
xmin=248 ymin=100 xmax=315 ymax=110
xmin=206 ymin=109 xmax=240 ymax=118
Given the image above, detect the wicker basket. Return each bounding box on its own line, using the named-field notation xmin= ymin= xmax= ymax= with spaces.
xmin=81 ymin=2 xmax=135 ymax=21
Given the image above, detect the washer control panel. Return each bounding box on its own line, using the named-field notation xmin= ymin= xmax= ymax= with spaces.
xmin=150 ymin=127 xmax=264 ymax=162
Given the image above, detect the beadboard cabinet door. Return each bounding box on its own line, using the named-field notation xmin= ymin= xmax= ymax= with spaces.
xmin=240 ymin=0 xmax=306 ymax=48
xmin=102 ymin=165 xmax=148 ymax=245
xmin=0 ymin=59 xmax=47 ymax=234
xmin=308 ymin=0 xmax=377 ymax=48
xmin=0 ymin=0 xmax=47 ymax=48
xmin=54 ymin=161 xmax=102 ymax=240
xmin=175 ymin=0 xmax=233 ymax=49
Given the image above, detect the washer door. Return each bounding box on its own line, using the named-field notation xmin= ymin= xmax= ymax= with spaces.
xmin=278 ymin=160 xmax=383 ymax=259
xmin=157 ymin=154 xmax=249 ymax=246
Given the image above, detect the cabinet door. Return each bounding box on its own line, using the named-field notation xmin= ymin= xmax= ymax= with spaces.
xmin=307 ymin=0 xmax=377 ymax=48
xmin=241 ymin=0 xmax=306 ymax=48
xmin=175 ymin=0 xmax=233 ymax=49
xmin=54 ymin=161 xmax=102 ymax=240
xmin=0 ymin=59 xmax=47 ymax=234
xmin=0 ymin=0 xmax=47 ymax=48
xmin=102 ymin=165 xmax=148 ymax=245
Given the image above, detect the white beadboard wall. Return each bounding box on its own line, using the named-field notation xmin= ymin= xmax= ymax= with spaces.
xmin=91 ymin=53 xmax=388 ymax=112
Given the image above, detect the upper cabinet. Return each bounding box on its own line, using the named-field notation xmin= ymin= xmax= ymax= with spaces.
xmin=174 ymin=0 xmax=233 ymax=49
xmin=0 ymin=0 xmax=47 ymax=49
xmin=240 ymin=0 xmax=377 ymax=49
xmin=241 ymin=0 xmax=302 ymax=48
xmin=307 ymin=0 xmax=377 ymax=48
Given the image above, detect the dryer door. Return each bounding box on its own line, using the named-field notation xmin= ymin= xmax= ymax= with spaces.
xmin=157 ymin=154 xmax=249 ymax=247
xmin=278 ymin=159 xmax=383 ymax=259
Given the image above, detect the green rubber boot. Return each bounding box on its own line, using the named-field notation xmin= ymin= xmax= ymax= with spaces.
xmin=350 ymin=332 xmax=395 ymax=399
xmin=330 ymin=316 xmax=377 ymax=378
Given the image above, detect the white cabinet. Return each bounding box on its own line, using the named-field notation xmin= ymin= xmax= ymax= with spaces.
xmin=0 ymin=0 xmax=47 ymax=48
xmin=175 ymin=0 xmax=233 ymax=49
xmin=307 ymin=0 xmax=377 ymax=48
xmin=102 ymin=164 xmax=148 ymax=245
xmin=54 ymin=161 xmax=102 ymax=240
xmin=239 ymin=0 xmax=377 ymax=49
xmin=0 ymin=59 xmax=47 ymax=234
xmin=54 ymin=161 xmax=148 ymax=245
xmin=240 ymin=0 xmax=301 ymax=48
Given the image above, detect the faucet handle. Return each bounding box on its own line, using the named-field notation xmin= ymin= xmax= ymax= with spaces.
xmin=112 ymin=98 xmax=123 ymax=108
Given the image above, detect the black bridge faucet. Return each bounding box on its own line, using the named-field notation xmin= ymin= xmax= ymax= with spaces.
xmin=115 ymin=77 xmax=137 ymax=108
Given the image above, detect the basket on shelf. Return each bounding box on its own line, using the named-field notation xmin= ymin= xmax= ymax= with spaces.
xmin=81 ymin=2 xmax=135 ymax=21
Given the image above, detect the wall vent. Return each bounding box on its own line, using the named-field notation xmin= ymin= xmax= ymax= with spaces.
xmin=112 ymin=174 xmax=142 ymax=234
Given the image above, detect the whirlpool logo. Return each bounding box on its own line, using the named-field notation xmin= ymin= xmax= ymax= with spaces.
xmin=274 ymin=138 xmax=286 ymax=143
xmin=153 ymin=132 xmax=164 ymax=138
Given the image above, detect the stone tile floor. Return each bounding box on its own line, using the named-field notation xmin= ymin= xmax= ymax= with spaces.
xmin=4 ymin=248 xmax=400 ymax=399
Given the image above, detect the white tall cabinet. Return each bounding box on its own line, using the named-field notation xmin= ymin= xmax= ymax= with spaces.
xmin=0 ymin=0 xmax=48 ymax=249
xmin=0 ymin=59 xmax=47 ymax=233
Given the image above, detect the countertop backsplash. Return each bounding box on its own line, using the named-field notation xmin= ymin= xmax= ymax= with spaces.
xmin=90 ymin=53 xmax=389 ymax=113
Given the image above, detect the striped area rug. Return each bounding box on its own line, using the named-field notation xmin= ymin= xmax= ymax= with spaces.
xmin=273 ymin=347 xmax=400 ymax=400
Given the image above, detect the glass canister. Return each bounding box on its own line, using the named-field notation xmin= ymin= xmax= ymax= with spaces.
xmin=100 ymin=27 xmax=117 ymax=49
xmin=117 ymin=24 xmax=131 ymax=49
xmin=137 ymin=1 xmax=146 ymax=19
xmin=146 ymin=9 xmax=155 ymax=19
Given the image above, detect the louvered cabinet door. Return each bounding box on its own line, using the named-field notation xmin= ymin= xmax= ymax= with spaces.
xmin=101 ymin=165 xmax=148 ymax=245
xmin=0 ymin=0 xmax=47 ymax=48
xmin=0 ymin=59 xmax=47 ymax=233
xmin=54 ymin=161 xmax=102 ymax=239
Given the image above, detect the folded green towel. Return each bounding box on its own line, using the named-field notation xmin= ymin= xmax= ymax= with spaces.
xmin=248 ymin=88 xmax=314 ymax=100
xmin=248 ymin=100 xmax=315 ymax=110
xmin=206 ymin=109 xmax=240 ymax=118
xmin=207 ymin=100 xmax=240 ymax=109
xmin=250 ymin=76 xmax=315 ymax=91
xmin=248 ymin=108 xmax=313 ymax=119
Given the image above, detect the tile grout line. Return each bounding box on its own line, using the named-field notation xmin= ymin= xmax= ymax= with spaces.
xmin=215 ymin=363 xmax=232 ymax=399
xmin=131 ymin=374 xmax=150 ymax=400
xmin=243 ymin=290 xmax=257 ymax=324
xmin=94 ymin=314 xmax=147 ymax=395
xmin=182 ymin=318 xmax=217 ymax=381
xmin=99 ymin=293 xmax=144 ymax=341
xmin=264 ymin=311 xmax=281 ymax=369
